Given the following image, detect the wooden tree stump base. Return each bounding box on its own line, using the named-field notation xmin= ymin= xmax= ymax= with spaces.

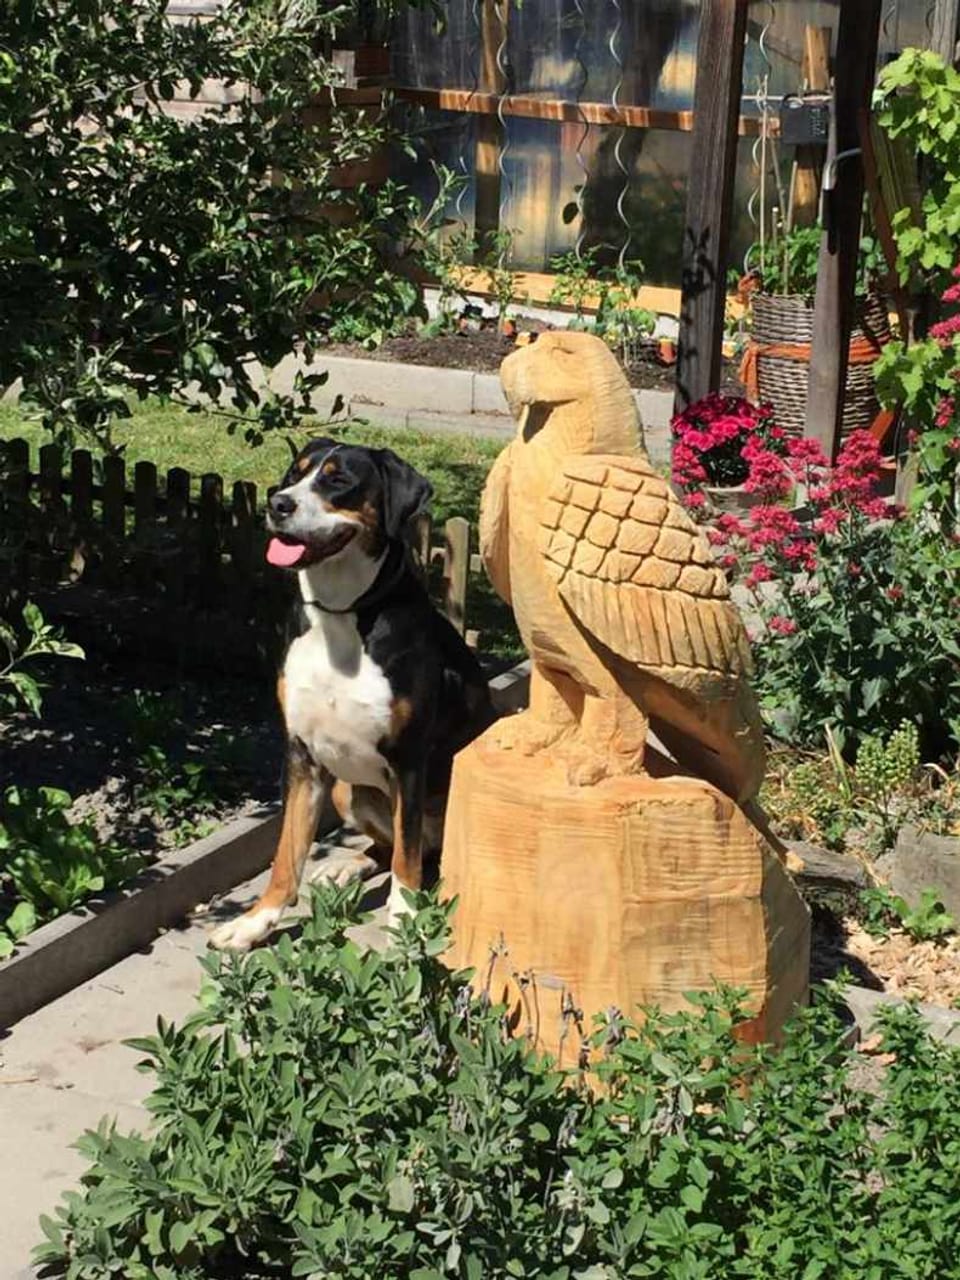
xmin=441 ymin=729 xmax=810 ymax=1057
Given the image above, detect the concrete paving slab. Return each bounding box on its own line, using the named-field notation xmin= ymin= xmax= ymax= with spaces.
xmin=471 ymin=372 xmax=510 ymax=417
xmin=353 ymin=404 xmax=514 ymax=441
xmin=0 ymin=829 xmax=388 ymax=1277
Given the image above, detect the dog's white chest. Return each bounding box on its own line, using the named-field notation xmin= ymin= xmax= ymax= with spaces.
xmin=283 ymin=614 xmax=393 ymax=791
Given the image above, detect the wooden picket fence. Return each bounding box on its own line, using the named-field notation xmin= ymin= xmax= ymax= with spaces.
xmin=0 ymin=437 xmax=480 ymax=645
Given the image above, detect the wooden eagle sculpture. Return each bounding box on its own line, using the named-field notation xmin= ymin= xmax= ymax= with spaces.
xmin=480 ymin=330 xmax=766 ymax=803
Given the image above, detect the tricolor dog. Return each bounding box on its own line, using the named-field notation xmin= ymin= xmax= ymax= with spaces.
xmin=209 ymin=438 xmax=495 ymax=951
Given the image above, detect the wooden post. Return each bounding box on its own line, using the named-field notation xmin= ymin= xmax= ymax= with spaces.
xmin=442 ymin=516 xmax=470 ymax=635
xmin=803 ymin=0 xmax=882 ymax=460
xmin=932 ymin=0 xmax=960 ymax=65
xmin=2 ymin=439 xmax=30 ymax=595
xmin=788 ymin=26 xmax=831 ymax=226
xmin=102 ymin=455 xmax=126 ymax=540
xmin=165 ymin=467 xmax=191 ymax=607
xmin=38 ymin=443 xmax=62 ymax=516
xmin=198 ymin=472 xmax=223 ymax=598
xmin=473 ymin=0 xmax=507 ymax=257
xmin=675 ymin=0 xmax=749 ymax=414
xmin=134 ymin=461 xmax=158 ymax=592
xmin=70 ymin=450 xmax=93 ymax=525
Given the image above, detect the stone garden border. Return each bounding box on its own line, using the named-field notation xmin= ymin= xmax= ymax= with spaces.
xmin=0 ymin=663 xmax=531 ymax=1029
xmin=845 ymin=983 xmax=960 ymax=1046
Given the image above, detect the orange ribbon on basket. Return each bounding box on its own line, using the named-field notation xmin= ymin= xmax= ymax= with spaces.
xmin=738 ymin=334 xmax=884 ymax=404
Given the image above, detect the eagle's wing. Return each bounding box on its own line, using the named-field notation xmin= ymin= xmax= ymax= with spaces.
xmin=540 ymin=453 xmax=764 ymax=801
xmin=539 ymin=453 xmax=752 ymax=683
xmin=479 ymin=442 xmax=514 ymax=606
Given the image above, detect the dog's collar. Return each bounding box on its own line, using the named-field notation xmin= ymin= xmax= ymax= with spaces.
xmin=302 ymin=543 xmax=410 ymax=617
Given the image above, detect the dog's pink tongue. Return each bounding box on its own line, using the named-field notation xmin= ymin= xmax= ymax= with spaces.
xmin=266 ymin=537 xmax=308 ymax=568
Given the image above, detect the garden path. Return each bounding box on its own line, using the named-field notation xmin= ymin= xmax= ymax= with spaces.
xmin=0 ymin=830 xmax=388 ymax=1278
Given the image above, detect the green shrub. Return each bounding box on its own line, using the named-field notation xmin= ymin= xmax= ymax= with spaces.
xmin=33 ymin=883 xmax=960 ymax=1279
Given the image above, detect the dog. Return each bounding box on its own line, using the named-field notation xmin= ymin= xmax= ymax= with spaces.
xmin=209 ymin=438 xmax=496 ymax=951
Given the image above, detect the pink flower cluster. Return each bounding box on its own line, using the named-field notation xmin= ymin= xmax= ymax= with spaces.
xmin=672 ymin=394 xmax=779 ymax=498
xmin=709 ymin=430 xmax=895 ymax=590
xmin=930 ymin=263 xmax=960 ymax=438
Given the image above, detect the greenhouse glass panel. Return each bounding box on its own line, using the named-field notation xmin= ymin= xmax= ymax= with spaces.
xmin=393 ymin=0 xmax=943 ymax=285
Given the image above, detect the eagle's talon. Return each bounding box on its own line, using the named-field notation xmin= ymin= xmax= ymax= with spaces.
xmin=490 ymin=712 xmax=569 ymax=757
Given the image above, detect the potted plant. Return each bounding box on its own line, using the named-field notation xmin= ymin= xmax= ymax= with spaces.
xmin=671 ymin=393 xmax=784 ymax=517
xmin=737 ymin=225 xmax=891 ymax=439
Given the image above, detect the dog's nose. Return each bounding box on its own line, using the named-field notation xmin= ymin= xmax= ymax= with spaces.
xmin=269 ymin=491 xmax=297 ymax=520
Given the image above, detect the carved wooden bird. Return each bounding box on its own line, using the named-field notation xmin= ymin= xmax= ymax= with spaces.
xmin=480 ymin=330 xmax=765 ymax=802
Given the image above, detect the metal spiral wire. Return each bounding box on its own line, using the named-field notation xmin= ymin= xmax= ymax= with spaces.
xmin=494 ymin=0 xmax=512 ymax=266
xmin=923 ymin=0 xmax=936 ymax=44
xmin=454 ymin=0 xmax=483 ymax=229
xmin=745 ymin=1 xmax=776 ymax=274
xmin=608 ymin=0 xmax=633 ymax=269
xmin=881 ymin=0 xmax=899 ymax=52
xmin=572 ymin=0 xmax=591 ymax=261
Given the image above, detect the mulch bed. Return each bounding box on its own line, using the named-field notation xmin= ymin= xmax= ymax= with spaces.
xmin=325 ymin=327 xmax=744 ymax=396
xmin=811 ymin=901 xmax=960 ymax=1010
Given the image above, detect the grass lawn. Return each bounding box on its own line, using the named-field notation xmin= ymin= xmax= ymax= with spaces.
xmin=0 ymin=401 xmax=505 ymax=527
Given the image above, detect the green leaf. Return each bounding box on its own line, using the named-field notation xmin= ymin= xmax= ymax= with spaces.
xmin=169 ymin=1220 xmax=192 ymax=1255
xmin=387 ymin=1173 xmax=415 ymax=1214
xmin=6 ymin=899 xmax=36 ymax=939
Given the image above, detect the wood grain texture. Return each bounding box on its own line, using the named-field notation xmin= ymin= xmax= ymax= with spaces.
xmin=441 ymin=739 xmax=810 ymax=1054
xmin=675 ymin=0 xmax=750 ymax=413
xmin=931 ymin=0 xmax=960 ymax=64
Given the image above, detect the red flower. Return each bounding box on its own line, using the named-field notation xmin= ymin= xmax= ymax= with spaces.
xmin=848 ymin=561 xmax=863 ymax=578
xmin=887 ymin=585 xmax=904 ymax=601
xmin=930 ymin=312 xmax=960 ymax=344
xmin=746 ymin=563 xmax=774 ymax=587
xmin=768 ymin=615 xmax=798 ymax=636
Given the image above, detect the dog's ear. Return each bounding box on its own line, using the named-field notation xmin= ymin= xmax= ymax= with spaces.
xmin=374 ymin=448 xmax=433 ymax=539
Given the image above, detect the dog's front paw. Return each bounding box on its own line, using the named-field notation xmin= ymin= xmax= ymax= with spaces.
xmin=208 ymin=905 xmax=283 ymax=952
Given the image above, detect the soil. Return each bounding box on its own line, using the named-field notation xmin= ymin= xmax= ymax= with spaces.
xmin=0 ymin=655 xmax=282 ymax=859
xmin=325 ymin=325 xmax=744 ymax=396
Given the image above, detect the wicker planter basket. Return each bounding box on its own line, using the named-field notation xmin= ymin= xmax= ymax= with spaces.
xmin=741 ymin=293 xmax=891 ymax=438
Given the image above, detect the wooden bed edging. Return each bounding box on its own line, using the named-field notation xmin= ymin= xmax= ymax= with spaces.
xmin=0 ymin=662 xmax=531 ymax=1029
